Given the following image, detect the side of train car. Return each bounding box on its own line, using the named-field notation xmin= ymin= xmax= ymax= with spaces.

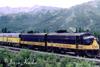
xmin=0 ymin=33 xmax=99 ymax=57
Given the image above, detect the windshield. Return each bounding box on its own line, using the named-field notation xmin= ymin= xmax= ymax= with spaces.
xmin=83 ymin=36 xmax=94 ymax=45
xmin=83 ymin=36 xmax=95 ymax=39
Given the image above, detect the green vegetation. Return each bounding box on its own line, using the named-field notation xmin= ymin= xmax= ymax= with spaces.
xmin=0 ymin=48 xmax=98 ymax=67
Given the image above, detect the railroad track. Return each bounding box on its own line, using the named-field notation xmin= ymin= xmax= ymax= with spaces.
xmin=0 ymin=45 xmax=100 ymax=62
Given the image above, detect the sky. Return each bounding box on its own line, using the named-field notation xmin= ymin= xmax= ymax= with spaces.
xmin=0 ymin=0 xmax=93 ymax=8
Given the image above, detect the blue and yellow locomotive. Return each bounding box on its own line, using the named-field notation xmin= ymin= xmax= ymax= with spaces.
xmin=0 ymin=32 xmax=99 ymax=57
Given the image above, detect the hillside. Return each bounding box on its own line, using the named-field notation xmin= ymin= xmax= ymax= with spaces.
xmin=0 ymin=0 xmax=100 ymax=33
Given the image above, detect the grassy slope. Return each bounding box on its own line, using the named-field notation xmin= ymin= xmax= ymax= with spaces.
xmin=0 ymin=48 xmax=98 ymax=67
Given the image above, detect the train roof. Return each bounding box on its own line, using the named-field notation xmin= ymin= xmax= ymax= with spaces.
xmin=0 ymin=32 xmax=91 ymax=36
xmin=20 ymin=32 xmax=91 ymax=36
xmin=47 ymin=32 xmax=91 ymax=36
xmin=21 ymin=33 xmax=46 ymax=35
xmin=0 ymin=33 xmax=20 ymax=37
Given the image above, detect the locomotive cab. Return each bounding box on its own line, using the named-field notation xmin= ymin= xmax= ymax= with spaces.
xmin=82 ymin=34 xmax=99 ymax=49
xmin=78 ymin=33 xmax=100 ymax=57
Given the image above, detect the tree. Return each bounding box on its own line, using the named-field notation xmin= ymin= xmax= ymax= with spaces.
xmin=43 ymin=29 xmax=49 ymax=33
xmin=76 ymin=27 xmax=85 ymax=32
xmin=27 ymin=30 xmax=34 ymax=33
xmin=85 ymin=29 xmax=90 ymax=32
xmin=56 ymin=30 xmax=67 ymax=33
xmin=1 ymin=27 xmax=8 ymax=33
xmin=78 ymin=27 xmax=85 ymax=32
xmin=1 ymin=27 xmax=11 ymax=33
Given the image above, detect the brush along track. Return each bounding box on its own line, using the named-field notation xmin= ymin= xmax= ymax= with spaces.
xmin=0 ymin=45 xmax=100 ymax=62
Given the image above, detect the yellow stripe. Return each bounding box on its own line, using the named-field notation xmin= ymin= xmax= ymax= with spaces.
xmin=0 ymin=37 xmax=4 ymax=41
xmin=47 ymin=40 xmax=99 ymax=50
xmin=7 ymin=37 xmax=20 ymax=43
xmin=0 ymin=36 xmax=99 ymax=50
xmin=21 ymin=41 xmax=45 ymax=46
xmin=78 ymin=40 xmax=99 ymax=50
xmin=0 ymin=37 xmax=20 ymax=43
xmin=21 ymin=41 xmax=76 ymax=49
xmin=0 ymin=37 xmax=8 ymax=42
xmin=47 ymin=42 xmax=76 ymax=49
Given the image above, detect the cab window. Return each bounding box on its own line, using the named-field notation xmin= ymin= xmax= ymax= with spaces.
xmin=83 ymin=36 xmax=94 ymax=45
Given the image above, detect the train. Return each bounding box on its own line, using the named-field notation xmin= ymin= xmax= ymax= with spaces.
xmin=0 ymin=32 xmax=99 ymax=57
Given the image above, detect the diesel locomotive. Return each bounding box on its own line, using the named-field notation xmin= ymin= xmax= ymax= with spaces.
xmin=0 ymin=32 xmax=99 ymax=57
